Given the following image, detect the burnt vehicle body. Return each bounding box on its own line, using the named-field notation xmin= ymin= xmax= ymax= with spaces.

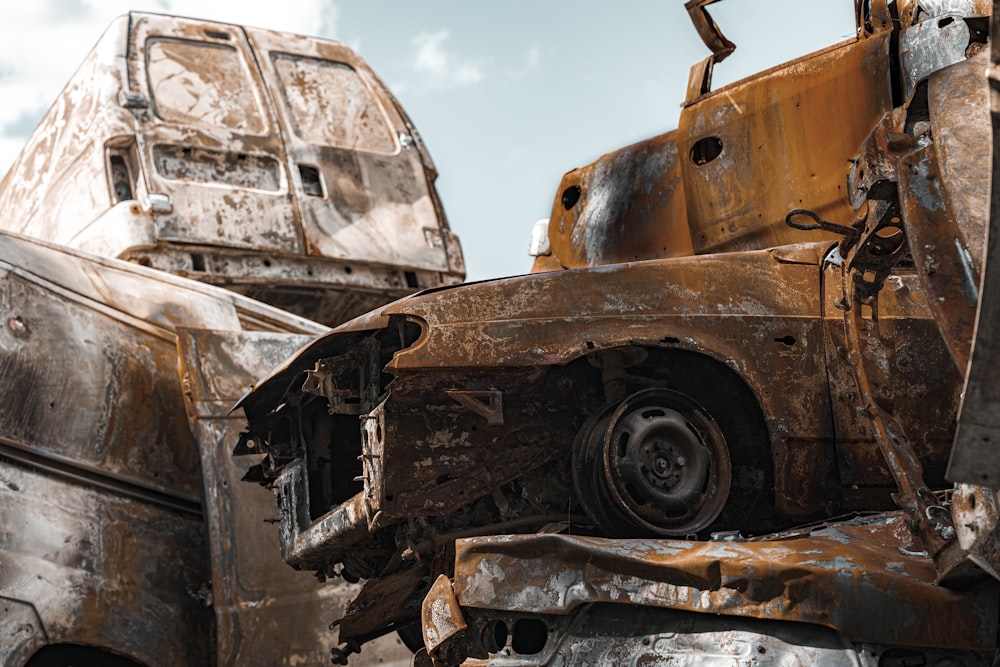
xmin=0 ymin=12 xmax=459 ymax=666
xmin=0 ymin=12 xmax=464 ymax=327
xmin=0 ymin=232 xmax=415 ymax=666
xmin=239 ymin=0 xmax=1000 ymax=663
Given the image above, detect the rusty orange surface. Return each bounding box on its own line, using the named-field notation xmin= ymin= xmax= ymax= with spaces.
xmin=450 ymin=517 xmax=997 ymax=651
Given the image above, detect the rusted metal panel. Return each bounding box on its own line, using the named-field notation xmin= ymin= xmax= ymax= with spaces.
xmin=422 ymin=575 xmax=466 ymax=654
xmin=821 ymin=262 xmax=961 ymax=492
xmin=240 ymin=244 xmax=962 ymax=650
xmin=447 ymin=517 xmax=997 ymax=651
xmin=246 ymin=27 xmax=463 ymax=275
xmin=0 ymin=231 xmax=338 ymax=664
xmin=0 ymin=17 xmax=134 ymax=246
xmin=928 ymin=50 xmax=991 ymax=279
xmin=950 ymin=5 xmax=1000 ymax=486
xmin=546 ymin=132 xmax=693 ymax=269
xmin=900 ymin=14 xmax=973 ymax=98
xmin=176 ymin=328 xmax=413 ymax=666
xmin=953 ymin=483 xmax=1000 ymax=579
xmin=238 ymin=0 xmax=1000 ymax=660
xmin=898 ymin=144 xmax=979 ymax=370
xmin=430 ymin=604 xmax=991 ymax=666
xmin=679 ymin=33 xmax=892 ymax=255
xmin=543 ymin=32 xmax=895 ymax=272
xmin=0 ymin=460 xmax=213 ymax=665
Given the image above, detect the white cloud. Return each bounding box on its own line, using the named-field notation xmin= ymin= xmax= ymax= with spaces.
xmin=409 ymin=30 xmax=482 ymax=91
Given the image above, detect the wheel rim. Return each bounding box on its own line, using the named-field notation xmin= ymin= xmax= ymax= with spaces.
xmin=572 ymin=388 xmax=731 ymax=536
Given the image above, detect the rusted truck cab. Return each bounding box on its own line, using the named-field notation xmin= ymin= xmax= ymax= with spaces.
xmin=239 ymin=0 xmax=1000 ymax=664
xmin=0 ymin=12 xmax=464 ymax=326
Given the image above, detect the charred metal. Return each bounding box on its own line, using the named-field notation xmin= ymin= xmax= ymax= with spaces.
xmin=0 ymin=13 xmax=465 ymax=328
xmin=238 ymin=2 xmax=1000 ymax=664
xmin=0 ymin=11 xmax=451 ymax=666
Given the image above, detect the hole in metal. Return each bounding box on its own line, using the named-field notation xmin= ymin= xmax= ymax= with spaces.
xmin=108 ymin=154 xmax=133 ymax=202
xmin=690 ymin=136 xmax=723 ymax=165
xmin=299 ymin=164 xmax=324 ymax=197
xmin=512 ymin=619 xmax=548 ymax=655
xmin=561 ymin=185 xmax=581 ymax=210
xmin=484 ymin=620 xmax=509 ymax=653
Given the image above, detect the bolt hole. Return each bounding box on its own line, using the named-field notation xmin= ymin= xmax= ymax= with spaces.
xmin=774 ymin=335 xmax=796 ymax=346
xmin=405 ymin=271 xmax=419 ymax=289
xmin=190 ymin=253 xmax=206 ymax=272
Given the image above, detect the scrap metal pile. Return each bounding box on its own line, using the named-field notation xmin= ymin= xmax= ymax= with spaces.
xmin=5 ymin=1 xmax=1000 ymax=666
xmin=236 ymin=1 xmax=1000 ymax=665
xmin=0 ymin=12 xmax=459 ymax=667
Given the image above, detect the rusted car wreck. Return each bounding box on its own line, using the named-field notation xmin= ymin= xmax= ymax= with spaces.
xmin=0 ymin=13 xmax=464 ymax=327
xmin=0 ymin=12 xmax=460 ymax=667
xmin=237 ymin=0 xmax=1000 ymax=664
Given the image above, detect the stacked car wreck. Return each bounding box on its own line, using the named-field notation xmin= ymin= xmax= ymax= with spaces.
xmin=238 ymin=0 xmax=1000 ymax=664
xmin=0 ymin=12 xmax=462 ymax=667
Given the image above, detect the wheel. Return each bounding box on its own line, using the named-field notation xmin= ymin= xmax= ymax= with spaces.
xmin=572 ymin=388 xmax=731 ymax=537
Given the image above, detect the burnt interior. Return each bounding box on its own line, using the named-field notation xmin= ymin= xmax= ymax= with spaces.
xmin=250 ymin=318 xmax=421 ymax=520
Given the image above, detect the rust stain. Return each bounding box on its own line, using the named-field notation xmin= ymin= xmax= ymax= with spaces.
xmin=239 ymin=1 xmax=1000 ymax=663
xmin=0 ymin=12 xmax=464 ymax=327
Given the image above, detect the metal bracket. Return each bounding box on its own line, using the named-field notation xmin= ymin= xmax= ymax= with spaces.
xmin=446 ymin=390 xmax=504 ymax=426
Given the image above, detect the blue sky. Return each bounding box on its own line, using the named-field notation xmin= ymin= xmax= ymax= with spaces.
xmin=0 ymin=1 xmax=856 ymax=280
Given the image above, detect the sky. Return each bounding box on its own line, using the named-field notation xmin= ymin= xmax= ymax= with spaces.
xmin=0 ymin=1 xmax=856 ymax=281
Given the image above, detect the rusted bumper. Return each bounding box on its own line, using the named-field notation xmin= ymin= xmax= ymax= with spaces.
xmin=423 ymin=513 xmax=997 ymax=663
